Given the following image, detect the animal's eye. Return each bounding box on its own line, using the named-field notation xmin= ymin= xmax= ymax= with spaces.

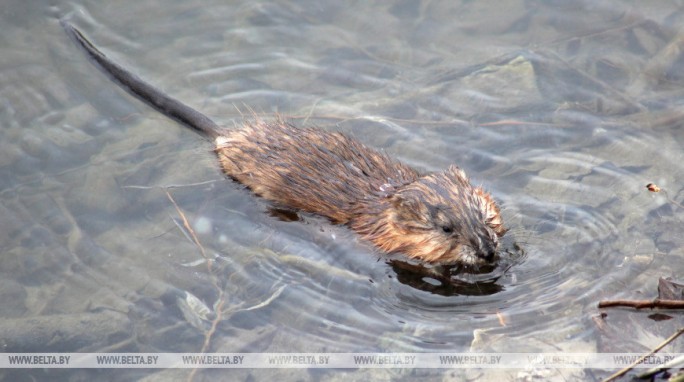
xmin=441 ymin=225 xmax=453 ymax=234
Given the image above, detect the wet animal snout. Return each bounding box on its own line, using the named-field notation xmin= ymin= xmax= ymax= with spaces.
xmin=475 ymin=237 xmax=498 ymax=262
xmin=479 ymin=247 xmax=496 ymax=262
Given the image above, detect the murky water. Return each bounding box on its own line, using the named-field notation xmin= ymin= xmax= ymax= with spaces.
xmin=1 ymin=1 xmax=683 ymax=380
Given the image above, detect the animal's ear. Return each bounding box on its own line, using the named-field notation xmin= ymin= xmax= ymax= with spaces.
xmin=390 ymin=191 xmax=430 ymax=223
xmin=390 ymin=193 xmax=418 ymax=213
xmin=446 ymin=165 xmax=469 ymax=182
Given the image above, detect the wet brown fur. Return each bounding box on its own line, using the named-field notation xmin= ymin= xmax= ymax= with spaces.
xmin=217 ymin=119 xmax=505 ymax=265
xmin=64 ymin=22 xmax=505 ymax=266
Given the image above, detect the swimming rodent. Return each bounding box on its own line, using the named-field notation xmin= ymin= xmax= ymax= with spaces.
xmin=62 ymin=22 xmax=506 ymax=266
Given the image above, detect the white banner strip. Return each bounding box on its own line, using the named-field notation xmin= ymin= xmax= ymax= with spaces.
xmin=0 ymin=353 xmax=681 ymax=369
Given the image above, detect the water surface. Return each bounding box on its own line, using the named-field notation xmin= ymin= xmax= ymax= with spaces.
xmin=1 ymin=1 xmax=683 ymax=380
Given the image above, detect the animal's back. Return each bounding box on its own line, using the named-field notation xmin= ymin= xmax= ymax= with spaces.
xmin=216 ymin=120 xmax=419 ymax=224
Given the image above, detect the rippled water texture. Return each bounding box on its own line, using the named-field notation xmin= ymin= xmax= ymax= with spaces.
xmin=1 ymin=1 xmax=683 ymax=381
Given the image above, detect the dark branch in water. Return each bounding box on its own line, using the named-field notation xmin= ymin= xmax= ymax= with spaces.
xmin=598 ymin=299 xmax=684 ymax=309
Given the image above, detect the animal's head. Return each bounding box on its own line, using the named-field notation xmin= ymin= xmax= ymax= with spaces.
xmin=359 ymin=166 xmax=505 ymax=266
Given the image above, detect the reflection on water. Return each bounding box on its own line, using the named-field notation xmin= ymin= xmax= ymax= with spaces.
xmin=390 ymin=260 xmax=506 ymax=297
xmin=1 ymin=0 xmax=684 ymax=380
xmin=388 ymin=234 xmax=526 ymax=297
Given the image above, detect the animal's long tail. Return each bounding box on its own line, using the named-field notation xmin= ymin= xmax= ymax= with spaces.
xmin=62 ymin=21 xmax=220 ymax=139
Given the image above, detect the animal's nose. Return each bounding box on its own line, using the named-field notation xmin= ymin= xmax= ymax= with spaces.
xmin=477 ymin=241 xmax=497 ymax=262
xmin=477 ymin=249 xmax=495 ymax=262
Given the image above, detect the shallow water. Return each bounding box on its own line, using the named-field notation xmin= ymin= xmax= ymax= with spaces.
xmin=1 ymin=1 xmax=683 ymax=381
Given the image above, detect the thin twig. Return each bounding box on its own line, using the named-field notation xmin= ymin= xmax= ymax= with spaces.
xmin=122 ymin=179 xmax=219 ymax=190
xmin=166 ymin=190 xmax=230 ymax=382
xmin=602 ymin=327 xmax=684 ymax=382
xmin=164 ymin=189 xmax=207 ymax=260
xmin=188 ymin=290 xmax=226 ymax=382
xmin=636 ymin=353 xmax=684 ymax=379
